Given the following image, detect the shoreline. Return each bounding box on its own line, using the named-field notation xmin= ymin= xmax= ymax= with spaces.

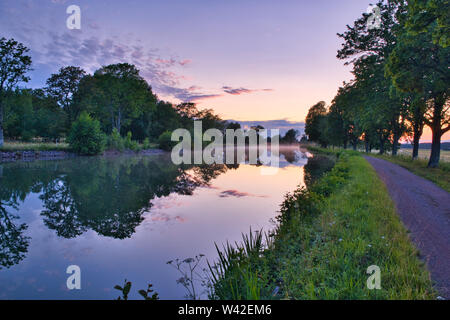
xmin=0 ymin=148 xmax=167 ymax=163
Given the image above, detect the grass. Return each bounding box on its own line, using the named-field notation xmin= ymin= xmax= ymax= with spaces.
xmin=0 ymin=141 xmax=160 ymax=153
xmin=0 ymin=141 xmax=71 ymax=152
xmin=397 ymin=149 xmax=450 ymax=163
xmin=208 ymin=151 xmax=436 ymax=300
xmin=306 ymin=144 xmax=450 ymax=193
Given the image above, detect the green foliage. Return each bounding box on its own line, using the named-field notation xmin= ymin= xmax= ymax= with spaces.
xmin=0 ymin=37 xmax=33 ymax=146
xmin=143 ymin=137 xmax=151 ymax=149
xmin=207 ymin=229 xmax=271 ymax=300
xmin=158 ymin=131 xmax=174 ymax=151
xmin=124 ymin=131 xmax=139 ymax=151
xmin=106 ymin=128 xmax=123 ymax=151
xmin=305 ymin=101 xmax=327 ymax=145
xmin=68 ymin=112 xmax=105 ymax=155
xmin=45 ymin=66 xmax=86 ymax=126
xmin=405 ymin=0 xmax=449 ymax=48
xmin=280 ymin=129 xmax=298 ymax=144
xmin=0 ymin=142 xmax=70 ymax=152
xmin=207 ymin=152 xmax=435 ymax=300
xmin=74 ymin=63 xmax=157 ymax=134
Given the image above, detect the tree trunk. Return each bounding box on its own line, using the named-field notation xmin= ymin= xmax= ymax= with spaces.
xmin=364 ymin=136 xmax=370 ymax=153
xmin=379 ymin=135 xmax=385 ymax=155
xmin=412 ymin=134 xmax=420 ymax=160
xmin=428 ymin=98 xmax=445 ymax=168
xmin=428 ymin=124 xmax=441 ymax=168
xmin=392 ymin=133 xmax=399 ymax=156
xmin=412 ymin=104 xmax=425 ymax=160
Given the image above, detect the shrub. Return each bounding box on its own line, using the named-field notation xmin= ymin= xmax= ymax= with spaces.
xmin=124 ymin=131 xmax=139 ymax=151
xmin=143 ymin=137 xmax=151 ymax=149
xmin=158 ymin=131 xmax=174 ymax=151
xmin=68 ymin=112 xmax=105 ymax=155
xmin=107 ymin=128 xmax=125 ymax=151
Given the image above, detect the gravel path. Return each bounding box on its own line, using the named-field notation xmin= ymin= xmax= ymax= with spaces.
xmin=365 ymin=156 xmax=450 ymax=299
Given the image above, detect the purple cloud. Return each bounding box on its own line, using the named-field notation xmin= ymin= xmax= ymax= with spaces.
xmin=222 ymin=86 xmax=274 ymax=95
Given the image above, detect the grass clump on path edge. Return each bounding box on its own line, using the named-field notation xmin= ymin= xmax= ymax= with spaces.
xmin=207 ymin=151 xmax=435 ymax=300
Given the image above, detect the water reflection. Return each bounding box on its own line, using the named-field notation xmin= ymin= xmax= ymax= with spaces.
xmin=0 ymin=147 xmax=331 ymax=298
xmin=303 ymin=154 xmax=336 ymax=188
xmin=0 ymin=155 xmax=233 ymax=250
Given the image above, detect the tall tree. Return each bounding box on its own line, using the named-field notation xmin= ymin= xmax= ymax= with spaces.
xmin=305 ymin=101 xmax=327 ymax=146
xmin=386 ymin=29 xmax=449 ymax=167
xmin=0 ymin=38 xmax=32 ymax=146
xmin=404 ymin=0 xmax=449 ymax=48
xmin=74 ymin=63 xmax=157 ymax=134
xmin=45 ymin=66 xmax=86 ymax=125
xmin=337 ymin=0 xmax=410 ymax=154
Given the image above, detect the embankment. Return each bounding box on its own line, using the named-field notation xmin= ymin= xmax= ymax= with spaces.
xmin=208 ymin=151 xmax=435 ymax=300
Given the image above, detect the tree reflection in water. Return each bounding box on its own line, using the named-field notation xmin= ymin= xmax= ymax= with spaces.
xmin=0 ymin=149 xmax=312 ymax=269
xmin=0 ymin=155 xmax=234 ymax=268
xmin=303 ymin=154 xmax=336 ymax=188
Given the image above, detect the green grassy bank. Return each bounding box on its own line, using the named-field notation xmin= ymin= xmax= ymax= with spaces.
xmin=0 ymin=141 xmax=71 ymax=152
xmin=208 ymin=151 xmax=435 ymax=300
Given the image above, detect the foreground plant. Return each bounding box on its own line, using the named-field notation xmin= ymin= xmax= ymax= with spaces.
xmin=114 ymin=279 xmax=159 ymax=300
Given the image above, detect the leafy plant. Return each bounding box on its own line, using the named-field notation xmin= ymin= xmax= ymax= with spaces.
xmin=114 ymin=279 xmax=132 ymax=300
xmin=114 ymin=279 xmax=159 ymax=300
xmin=124 ymin=131 xmax=139 ymax=151
xmin=67 ymin=112 xmax=105 ymax=155
xmin=138 ymin=283 xmax=159 ymax=300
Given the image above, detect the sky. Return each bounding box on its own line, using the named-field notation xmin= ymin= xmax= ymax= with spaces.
xmin=0 ymin=0 xmax=447 ymax=141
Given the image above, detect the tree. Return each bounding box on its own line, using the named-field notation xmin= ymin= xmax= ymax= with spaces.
xmin=148 ymin=101 xmax=181 ymax=140
xmin=337 ymin=0 xmax=409 ymax=154
xmin=281 ymin=129 xmax=299 ymax=144
xmin=74 ymin=63 xmax=156 ymax=135
xmin=305 ymin=101 xmax=327 ymax=145
xmin=0 ymin=38 xmax=32 ymax=146
xmin=404 ymin=0 xmax=449 ymax=48
xmin=45 ymin=66 xmax=86 ymax=125
xmin=386 ymin=21 xmax=450 ymax=167
xmin=226 ymin=122 xmax=241 ymax=130
xmin=31 ymin=89 xmax=67 ymax=141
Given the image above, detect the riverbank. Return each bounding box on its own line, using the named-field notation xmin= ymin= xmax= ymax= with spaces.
xmin=208 ymin=150 xmax=436 ymax=300
xmin=0 ymin=147 xmax=166 ymax=162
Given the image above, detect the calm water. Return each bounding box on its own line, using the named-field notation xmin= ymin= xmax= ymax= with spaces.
xmin=0 ymin=147 xmax=324 ymax=299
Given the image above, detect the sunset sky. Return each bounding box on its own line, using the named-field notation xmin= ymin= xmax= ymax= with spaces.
xmin=0 ymin=0 xmax=447 ymax=141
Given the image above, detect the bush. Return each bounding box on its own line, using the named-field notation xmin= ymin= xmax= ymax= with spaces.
xmin=143 ymin=137 xmax=151 ymax=149
xmin=107 ymin=128 xmax=125 ymax=151
xmin=124 ymin=131 xmax=139 ymax=151
xmin=158 ymin=131 xmax=175 ymax=151
xmin=68 ymin=112 xmax=106 ymax=155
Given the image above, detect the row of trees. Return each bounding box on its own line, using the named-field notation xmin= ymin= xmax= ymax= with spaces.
xmin=0 ymin=37 xmax=301 ymax=155
xmin=305 ymin=0 xmax=449 ymax=168
xmin=0 ymin=37 xmax=229 ymax=153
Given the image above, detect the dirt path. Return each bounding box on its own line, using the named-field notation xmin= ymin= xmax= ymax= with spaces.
xmin=365 ymin=156 xmax=450 ymax=299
